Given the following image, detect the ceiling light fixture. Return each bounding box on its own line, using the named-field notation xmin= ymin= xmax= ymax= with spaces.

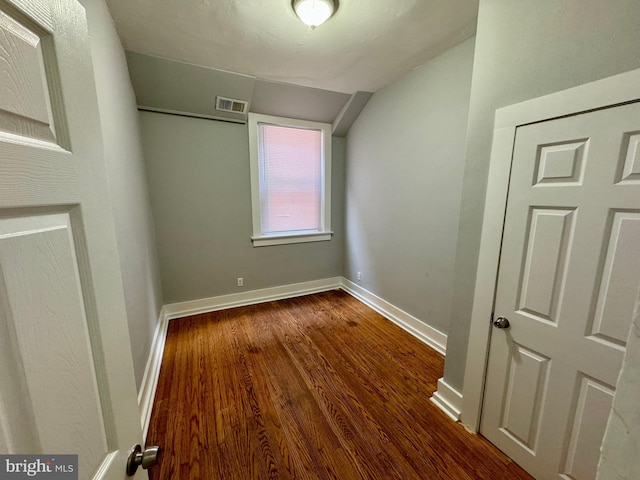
xmin=292 ymin=0 xmax=336 ymax=28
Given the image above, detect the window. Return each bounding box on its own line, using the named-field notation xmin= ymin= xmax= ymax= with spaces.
xmin=248 ymin=113 xmax=332 ymax=247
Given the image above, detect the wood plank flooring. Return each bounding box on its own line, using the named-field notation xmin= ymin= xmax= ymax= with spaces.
xmin=147 ymin=290 xmax=533 ymax=479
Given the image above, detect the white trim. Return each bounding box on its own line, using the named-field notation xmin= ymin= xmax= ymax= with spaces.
xmin=461 ymin=67 xmax=640 ymax=433
xmin=137 ymin=106 xmax=246 ymax=124
xmin=248 ymin=112 xmax=332 ymax=247
xmin=340 ymin=278 xmax=447 ymax=355
xmin=495 ymin=68 xmax=640 ymax=130
xmin=431 ymin=378 xmax=463 ymax=422
xmin=252 ymin=231 xmax=333 ymax=247
xmin=163 ymin=277 xmax=342 ymax=320
xmin=460 ymin=126 xmax=516 ymax=431
xmin=138 ymin=306 xmax=170 ymax=440
xmin=93 ymin=451 xmax=119 ymax=480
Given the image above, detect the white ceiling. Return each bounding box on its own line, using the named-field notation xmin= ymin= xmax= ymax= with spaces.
xmin=105 ymin=0 xmax=478 ymax=94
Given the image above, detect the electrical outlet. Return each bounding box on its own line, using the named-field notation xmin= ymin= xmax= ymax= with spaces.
xmin=237 ymin=277 xmax=244 ymax=287
xmin=357 ymin=272 xmax=361 ymax=281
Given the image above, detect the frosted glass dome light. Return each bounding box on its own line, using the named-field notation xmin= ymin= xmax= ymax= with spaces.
xmin=293 ymin=0 xmax=336 ymax=28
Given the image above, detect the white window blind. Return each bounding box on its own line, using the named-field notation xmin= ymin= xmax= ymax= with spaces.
xmin=258 ymin=123 xmax=323 ymax=234
xmin=248 ymin=113 xmax=332 ymax=247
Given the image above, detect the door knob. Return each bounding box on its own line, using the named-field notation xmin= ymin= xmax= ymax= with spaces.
xmin=493 ymin=316 xmax=510 ymax=329
xmin=126 ymin=444 xmax=161 ymax=476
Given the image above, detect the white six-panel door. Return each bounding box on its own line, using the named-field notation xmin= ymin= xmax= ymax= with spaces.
xmin=0 ymin=0 xmax=145 ymax=478
xmin=481 ymin=101 xmax=640 ymax=479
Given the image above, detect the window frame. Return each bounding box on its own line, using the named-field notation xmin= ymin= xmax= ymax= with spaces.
xmin=248 ymin=113 xmax=332 ymax=247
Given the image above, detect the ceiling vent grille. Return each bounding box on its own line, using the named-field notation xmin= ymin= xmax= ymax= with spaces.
xmin=215 ymin=96 xmax=248 ymax=114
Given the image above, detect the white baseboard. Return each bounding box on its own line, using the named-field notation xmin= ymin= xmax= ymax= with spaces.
xmin=163 ymin=277 xmax=343 ymax=321
xmin=430 ymin=377 xmax=463 ymax=422
xmin=340 ymin=278 xmax=447 ymax=355
xmin=140 ymin=276 xmax=452 ymax=437
xmin=138 ymin=306 xmax=169 ymax=440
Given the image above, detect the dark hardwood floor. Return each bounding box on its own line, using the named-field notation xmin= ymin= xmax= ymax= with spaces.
xmin=147 ymin=290 xmax=533 ymax=479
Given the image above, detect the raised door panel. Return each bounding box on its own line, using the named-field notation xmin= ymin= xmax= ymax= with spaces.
xmin=518 ymin=208 xmax=575 ymax=324
xmin=589 ymin=211 xmax=640 ymax=349
xmin=534 ymin=141 xmax=587 ymax=186
xmin=0 ymin=212 xmax=108 ymax=478
xmin=0 ymin=4 xmax=67 ymax=148
xmin=560 ymin=376 xmax=614 ymax=480
xmin=615 ymin=132 xmax=640 ymax=184
xmin=499 ymin=344 xmax=550 ymax=452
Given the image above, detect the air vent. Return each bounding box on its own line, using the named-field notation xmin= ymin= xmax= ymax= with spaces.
xmin=215 ymin=96 xmax=248 ymax=114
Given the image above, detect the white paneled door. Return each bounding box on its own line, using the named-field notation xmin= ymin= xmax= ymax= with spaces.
xmin=481 ymin=101 xmax=640 ymax=479
xmin=0 ymin=0 xmax=145 ymax=479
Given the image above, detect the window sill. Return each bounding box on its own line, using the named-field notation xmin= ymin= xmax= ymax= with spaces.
xmin=251 ymin=231 xmax=333 ymax=247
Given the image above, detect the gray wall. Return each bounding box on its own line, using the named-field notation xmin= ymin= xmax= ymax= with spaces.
xmin=81 ymin=0 xmax=163 ymax=389
xmin=343 ymin=39 xmax=475 ymax=335
xmin=445 ymin=0 xmax=640 ymax=392
xmin=139 ymin=112 xmax=345 ymax=304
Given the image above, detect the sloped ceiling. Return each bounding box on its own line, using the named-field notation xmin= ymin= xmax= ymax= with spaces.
xmin=125 ymin=51 xmax=357 ymax=127
xmin=106 ymin=0 xmax=478 ymax=95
